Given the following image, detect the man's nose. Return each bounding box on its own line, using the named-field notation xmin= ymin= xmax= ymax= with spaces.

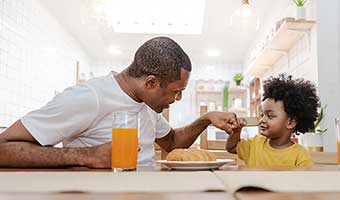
xmin=175 ymin=92 xmax=182 ymax=101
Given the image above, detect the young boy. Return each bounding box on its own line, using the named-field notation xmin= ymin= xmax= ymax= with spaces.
xmin=226 ymin=74 xmax=319 ymax=167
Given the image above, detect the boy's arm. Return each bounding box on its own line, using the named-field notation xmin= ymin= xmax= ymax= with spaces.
xmin=225 ymin=131 xmax=241 ymax=154
xmin=156 ymin=112 xmax=238 ymax=152
xmin=225 ymin=118 xmax=247 ymax=154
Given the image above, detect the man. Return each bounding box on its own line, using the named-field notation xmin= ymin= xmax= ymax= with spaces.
xmin=0 ymin=37 xmax=238 ymax=168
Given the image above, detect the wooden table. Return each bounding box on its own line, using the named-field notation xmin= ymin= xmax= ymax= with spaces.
xmin=1 ymin=192 xmax=340 ymax=200
xmin=236 ymin=192 xmax=340 ymax=200
xmin=0 ymin=164 xmax=339 ymax=200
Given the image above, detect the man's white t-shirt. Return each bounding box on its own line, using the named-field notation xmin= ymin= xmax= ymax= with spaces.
xmin=21 ymin=72 xmax=172 ymax=166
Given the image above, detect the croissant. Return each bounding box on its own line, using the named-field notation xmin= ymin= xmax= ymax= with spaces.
xmin=166 ymin=149 xmax=216 ymax=161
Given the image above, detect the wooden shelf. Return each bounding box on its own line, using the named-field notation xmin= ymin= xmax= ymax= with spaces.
xmin=249 ymin=77 xmax=261 ymax=117
xmin=228 ymin=86 xmax=247 ymax=94
xmin=229 ymin=107 xmax=248 ymax=115
xmin=196 ymin=90 xmax=222 ymax=94
xmin=245 ymin=20 xmax=315 ymax=77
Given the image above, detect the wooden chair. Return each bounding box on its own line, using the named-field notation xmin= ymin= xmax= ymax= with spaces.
xmin=199 ymin=105 xmax=227 ymax=150
xmin=310 ymin=152 xmax=337 ymax=165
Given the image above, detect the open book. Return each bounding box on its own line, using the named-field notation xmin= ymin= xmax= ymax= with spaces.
xmin=214 ymin=170 xmax=340 ymax=193
xmin=0 ymin=171 xmax=226 ymax=193
xmin=1 ymin=170 xmax=340 ymax=193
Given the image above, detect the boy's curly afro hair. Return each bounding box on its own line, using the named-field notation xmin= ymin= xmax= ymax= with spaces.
xmin=262 ymin=74 xmax=320 ymax=134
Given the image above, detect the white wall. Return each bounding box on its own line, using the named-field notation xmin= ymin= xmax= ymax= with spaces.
xmin=263 ymin=26 xmax=318 ymax=83
xmin=245 ymin=0 xmax=317 ymax=82
xmin=0 ymin=0 xmax=90 ymax=127
xmin=315 ymin=0 xmax=340 ymax=152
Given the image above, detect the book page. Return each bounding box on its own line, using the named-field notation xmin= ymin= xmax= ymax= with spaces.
xmin=214 ymin=171 xmax=340 ymax=193
xmin=0 ymin=171 xmax=226 ymax=193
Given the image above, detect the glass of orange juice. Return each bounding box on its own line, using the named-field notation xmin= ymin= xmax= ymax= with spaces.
xmin=336 ymin=118 xmax=340 ymax=168
xmin=111 ymin=112 xmax=139 ymax=172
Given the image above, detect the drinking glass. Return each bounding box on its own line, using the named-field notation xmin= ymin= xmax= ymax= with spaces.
xmin=335 ymin=118 xmax=340 ymax=168
xmin=111 ymin=112 xmax=139 ymax=172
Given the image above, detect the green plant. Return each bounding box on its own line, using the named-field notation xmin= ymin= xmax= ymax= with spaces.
xmin=308 ymin=105 xmax=328 ymax=134
xmin=233 ymin=73 xmax=244 ymax=82
xmin=292 ymin=0 xmax=307 ymax=7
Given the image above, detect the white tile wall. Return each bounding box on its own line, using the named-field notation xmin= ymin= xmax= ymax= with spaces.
xmin=245 ymin=0 xmax=318 ymax=83
xmin=0 ymin=0 xmax=90 ymax=127
xmin=263 ymin=27 xmax=318 ymax=84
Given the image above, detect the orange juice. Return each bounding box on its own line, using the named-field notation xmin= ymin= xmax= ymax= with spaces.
xmin=111 ymin=128 xmax=138 ymax=169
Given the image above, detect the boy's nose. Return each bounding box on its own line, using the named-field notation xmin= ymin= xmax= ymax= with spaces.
xmin=259 ymin=116 xmax=266 ymax=123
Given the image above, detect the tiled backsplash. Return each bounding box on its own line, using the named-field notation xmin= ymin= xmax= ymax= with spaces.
xmin=264 ymin=27 xmax=318 ymax=83
xmin=0 ymin=0 xmax=90 ymax=127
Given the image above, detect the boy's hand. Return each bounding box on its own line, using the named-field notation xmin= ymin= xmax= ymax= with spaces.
xmin=225 ymin=118 xmax=246 ymax=154
xmin=226 ymin=117 xmax=247 ymax=136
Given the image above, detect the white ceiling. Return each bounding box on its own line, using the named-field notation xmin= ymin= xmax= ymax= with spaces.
xmin=39 ymin=0 xmax=274 ymax=66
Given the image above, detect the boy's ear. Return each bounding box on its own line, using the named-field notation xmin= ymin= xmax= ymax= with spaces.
xmin=144 ymin=75 xmax=159 ymax=89
xmin=287 ymin=118 xmax=297 ymax=130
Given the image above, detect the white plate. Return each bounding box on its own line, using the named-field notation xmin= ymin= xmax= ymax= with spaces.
xmin=156 ymin=159 xmax=234 ymax=170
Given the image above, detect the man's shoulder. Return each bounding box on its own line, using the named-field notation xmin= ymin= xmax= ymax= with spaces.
xmin=85 ymin=72 xmax=124 ymax=99
xmin=86 ymin=72 xmax=116 ymax=90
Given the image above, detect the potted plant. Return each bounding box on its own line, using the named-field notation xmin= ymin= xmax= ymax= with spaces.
xmin=292 ymin=0 xmax=308 ymax=20
xmin=300 ymin=105 xmax=327 ymax=152
xmin=233 ymin=73 xmax=244 ymax=86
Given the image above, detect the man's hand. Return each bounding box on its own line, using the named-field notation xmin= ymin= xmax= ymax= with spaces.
xmin=203 ymin=111 xmax=239 ymax=134
xmin=87 ymin=142 xmax=111 ymax=169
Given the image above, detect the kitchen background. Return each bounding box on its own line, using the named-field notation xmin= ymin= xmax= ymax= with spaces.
xmin=0 ymin=0 xmax=339 ymax=152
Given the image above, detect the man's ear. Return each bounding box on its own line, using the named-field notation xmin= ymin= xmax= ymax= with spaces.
xmin=287 ymin=117 xmax=297 ymax=130
xmin=144 ymin=75 xmax=159 ymax=89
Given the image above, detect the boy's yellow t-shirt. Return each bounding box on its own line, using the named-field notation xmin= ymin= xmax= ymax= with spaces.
xmin=236 ymin=135 xmax=313 ymax=167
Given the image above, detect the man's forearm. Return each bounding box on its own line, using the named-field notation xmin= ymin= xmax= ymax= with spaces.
xmin=0 ymin=141 xmax=93 ymax=167
xmin=171 ymin=114 xmax=211 ymax=149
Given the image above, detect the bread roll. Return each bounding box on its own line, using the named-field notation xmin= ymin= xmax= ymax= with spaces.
xmin=166 ymin=149 xmax=216 ymax=161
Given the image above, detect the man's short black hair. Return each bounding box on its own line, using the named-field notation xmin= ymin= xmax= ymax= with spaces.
xmin=127 ymin=36 xmax=191 ymax=87
xmin=262 ymin=74 xmax=320 ymax=134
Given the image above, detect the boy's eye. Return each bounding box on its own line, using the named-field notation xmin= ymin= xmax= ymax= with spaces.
xmin=267 ymin=115 xmax=275 ymax=119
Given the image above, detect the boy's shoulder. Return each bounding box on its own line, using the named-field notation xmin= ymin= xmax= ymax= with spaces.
xmin=293 ymin=143 xmax=310 ymax=154
xmin=253 ymin=134 xmax=267 ymax=142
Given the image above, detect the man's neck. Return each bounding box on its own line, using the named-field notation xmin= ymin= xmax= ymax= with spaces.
xmin=115 ymin=70 xmax=143 ymax=103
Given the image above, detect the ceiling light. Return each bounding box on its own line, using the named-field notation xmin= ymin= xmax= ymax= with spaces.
xmin=93 ymin=0 xmax=206 ymax=34
xmin=108 ymin=46 xmax=121 ymax=55
xmin=207 ymin=49 xmax=221 ymax=57
xmin=230 ymin=0 xmax=259 ymax=31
